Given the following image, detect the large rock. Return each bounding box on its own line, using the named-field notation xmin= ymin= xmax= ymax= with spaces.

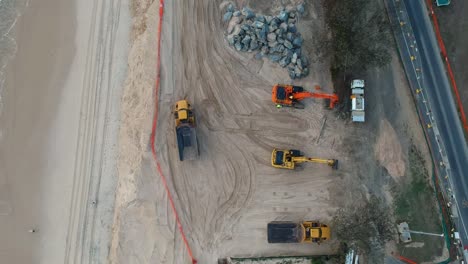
xmin=241 ymin=24 xmax=251 ymax=31
xmin=279 ymin=56 xmax=291 ymax=67
xmin=270 ymin=17 xmax=280 ymax=26
xmin=293 ymin=36 xmax=303 ymax=47
xmin=275 ymin=28 xmax=284 ymax=35
xmin=261 ymin=46 xmax=270 ymax=55
xmin=277 ymin=44 xmax=286 ymax=53
xmin=294 ymin=66 xmax=303 ymax=77
xmin=253 ymin=21 xmax=264 ymax=28
xmin=293 ymin=48 xmax=302 ymax=57
xmin=269 ymin=23 xmax=278 ymax=32
xmin=255 ymin=52 xmax=263 ymax=60
xmin=289 ymin=12 xmax=296 ymax=18
xmin=223 ymin=12 xmax=233 ymax=22
xmin=255 ymin=15 xmax=266 ymax=23
xmin=242 ymin=7 xmax=255 ymax=19
xmin=288 ymin=24 xmax=297 ymax=33
xmin=283 ymin=49 xmax=293 ymax=59
xmin=227 ymin=16 xmax=243 ymax=34
xmin=284 ymin=40 xmax=293 ymax=49
xmin=250 ymin=41 xmax=260 ymax=50
xmin=286 ymin=32 xmax=294 ymax=41
xmin=268 ymin=41 xmax=278 ymax=48
xmin=278 ymin=10 xmax=289 ymax=21
xmin=233 ymin=10 xmax=241 ymax=17
xmin=269 ymin=54 xmax=282 ymax=62
xmin=297 ymin=4 xmax=305 ymax=14
xmin=292 ymin=52 xmax=298 ymax=63
xmin=267 ymin=33 xmax=277 ymax=42
xmin=297 ymin=59 xmax=303 ymax=70
xmin=300 ymin=55 xmax=309 ymax=67
xmin=227 ymin=34 xmax=236 ymax=45
xmin=242 ymin=35 xmax=252 ymax=45
xmin=259 ymin=26 xmax=268 ymax=40
xmin=265 ymin=15 xmax=273 ymax=24
xmin=235 ymin=41 xmax=243 ymax=51
xmin=227 ymin=4 xmax=235 ymax=12
xmin=288 ymin=18 xmax=296 ymax=24
xmin=288 ymin=67 xmax=296 ymax=79
xmin=279 ymin=22 xmax=288 ymax=31
xmin=231 ymin=25 xmax=242 ymax=36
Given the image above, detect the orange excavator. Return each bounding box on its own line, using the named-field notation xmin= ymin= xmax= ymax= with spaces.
xmin=272 ymin=84 xmax=339 ymax=109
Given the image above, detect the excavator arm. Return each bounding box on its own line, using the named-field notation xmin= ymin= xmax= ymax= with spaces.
xmin=292 ymin=156 xmax=338 ymax=169
xmin=291 ymin=92 xmax=339 ymax=108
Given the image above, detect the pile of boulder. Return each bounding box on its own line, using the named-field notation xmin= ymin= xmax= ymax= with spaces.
xmin=224 ymin=4 xmax=309 ymax=79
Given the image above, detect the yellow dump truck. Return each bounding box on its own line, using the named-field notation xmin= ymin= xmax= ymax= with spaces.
xmin=267 ymin=221 xmax=330 ymax=244
xmin=174 ymin=100 xmax=199 ymax=161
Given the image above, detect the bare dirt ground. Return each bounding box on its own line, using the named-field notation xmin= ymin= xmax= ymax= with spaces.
xmin=433 ymin=2 xmax=468 ymax=121
xmin=109 ymin=0 xmax=438 ymax=263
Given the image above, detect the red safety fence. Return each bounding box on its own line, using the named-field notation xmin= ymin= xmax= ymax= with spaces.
xmin=425 ymin=0 xmax=468 ymax=134
xmin=395 ymin=254 xmax=418 ymax=264
xmin=150 ymin=0 xmax=198 ymax=263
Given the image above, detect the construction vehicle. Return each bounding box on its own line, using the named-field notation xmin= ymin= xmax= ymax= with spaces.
xmin=272 ymin=84 xmax=339 ymax=109
xmin=350 ymin=79 xmax=365 ymax=122
xmin=271 ymin=148 xmax=338 ymax=170
xmin=267 ymin=221 xmax=331 ymax=244
xmin=174 ymin=100 xmax=199 ymax=161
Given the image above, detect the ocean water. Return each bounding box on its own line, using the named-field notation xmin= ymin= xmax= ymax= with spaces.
xmin=0 ymin=0 xmax=29 ymax=113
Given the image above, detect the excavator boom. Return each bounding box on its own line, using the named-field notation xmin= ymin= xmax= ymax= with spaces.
xmin=271 ymin=148 xmax=338 ymax=170
xmin=292 ymin=156 xmax=339 ymax=169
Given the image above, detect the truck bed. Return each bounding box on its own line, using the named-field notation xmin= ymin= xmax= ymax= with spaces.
xmin=176 ymin=125 xmax=199 ymax=161
xmin=267 ymin=222 xmax=303 ymax=243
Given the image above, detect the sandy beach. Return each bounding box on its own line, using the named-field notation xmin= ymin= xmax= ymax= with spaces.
xmin=0 ymin=0 xmax=130 ymax=263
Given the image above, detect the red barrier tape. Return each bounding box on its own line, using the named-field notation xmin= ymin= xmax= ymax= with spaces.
xmin=395 ymin=254 xmax=418 ymax=264
xmin=150 ymin=1 xmax=198 ymax=263
xmin=425 ymin=0 xmax=468 ymax=134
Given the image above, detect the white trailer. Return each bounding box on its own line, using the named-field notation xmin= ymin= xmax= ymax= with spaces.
xmin=350 ymin=79 xmax=365 ymax=122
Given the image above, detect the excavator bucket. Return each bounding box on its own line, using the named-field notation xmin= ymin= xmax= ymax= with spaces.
xmin=331 ymin=159 xmax=339 ymax=170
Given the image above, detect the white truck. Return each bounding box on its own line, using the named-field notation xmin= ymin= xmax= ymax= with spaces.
xmin=350 ymin=79 xmax=365 ymax=122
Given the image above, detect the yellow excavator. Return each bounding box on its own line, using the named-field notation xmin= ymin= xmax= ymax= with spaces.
xmin=271 ymin=149 xmax=338 ymax=170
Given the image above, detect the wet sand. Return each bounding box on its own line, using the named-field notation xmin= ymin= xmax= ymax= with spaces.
xmin=0 ymin=0 xmax=131 ymax=262
xmin=0 ymin=0 xmax=75 ymax=263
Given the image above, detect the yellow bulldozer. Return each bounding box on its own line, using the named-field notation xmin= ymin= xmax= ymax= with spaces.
xmin=174 ymin=100 xmax=199 ymax=161
xmin=271 ymin=148 xmax=338 ymax=170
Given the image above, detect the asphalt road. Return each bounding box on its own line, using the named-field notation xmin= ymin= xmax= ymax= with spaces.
xmin=399 ymin=0 xmax=468 ymax=248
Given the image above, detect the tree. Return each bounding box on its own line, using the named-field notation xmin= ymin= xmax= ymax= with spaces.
xmin=332 ymin=196 xmax=395 ymax=255
xmin=324 ymin=0 xmax=392 ymax=72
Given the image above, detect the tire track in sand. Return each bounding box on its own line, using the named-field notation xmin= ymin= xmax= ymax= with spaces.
xmin=64 ymin=0 xmax=124 ymax=263
xmin=154 ymin=0 xmax=333 ymax=261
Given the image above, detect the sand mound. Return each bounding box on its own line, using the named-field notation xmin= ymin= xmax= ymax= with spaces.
xmin=375 ymin=119 xmax=406 ymax=178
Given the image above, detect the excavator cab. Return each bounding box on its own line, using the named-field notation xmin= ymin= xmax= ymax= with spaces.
xmin=272 ymin=84 xmax=306 ymax=108
xmin=271 ymin=148 xmax=338 ymax=170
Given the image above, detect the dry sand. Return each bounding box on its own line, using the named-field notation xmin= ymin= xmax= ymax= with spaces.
xmin=109 ymin=1 xmax=436 ymax=264
xmin=375 ymin=119 xmax=406 ymax=178
xmin=110 ymin=1 xmax=343 ymax=263
xmin=0 ymin=0 xmax=130 ymax=263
